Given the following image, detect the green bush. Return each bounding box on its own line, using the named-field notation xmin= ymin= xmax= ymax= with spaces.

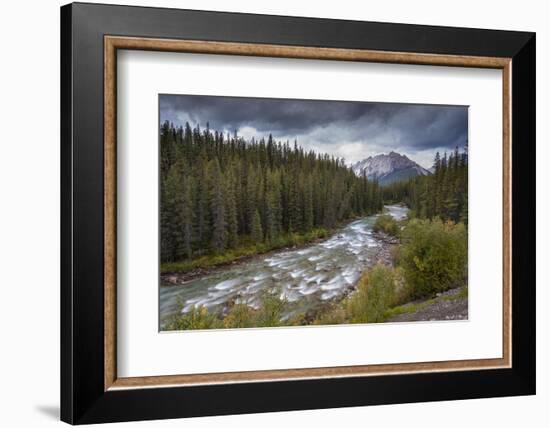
xmin=255 ymin=292 xmax=287 ymax=327
xmin=397 ymin=218 xmax=467 ymax=299
xmin=164 ymin=306 xmax=222 ymax=331
xmin=223 ymin=303 xmax=255 ymax=328
xmin=373 ymin=214 xmax=400 ymax=237
xmin=312 ymin=304 xmax=348 ymax=326
xmin=346 ymin=265 xmax=396 ymax=323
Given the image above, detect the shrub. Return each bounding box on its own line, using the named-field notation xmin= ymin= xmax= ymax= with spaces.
xmin=164 ymin=306 xmax=221 ymax=330
xmin=223 ymin=303 xmax=255 ymax=328
xmin=397 ymin=218 xmax=467 ymax=299
xmin=373 ymin=214 xmax=400 ymax=237
xmin=312 ymin=304 xmax=348 ymax=326
xmin=346 ymin=265 xmax=396 ymax=323
xmin=255 ymin=291 xmax=287 ymax=327
xmin=165 ymin=290 xmax=289 ymax=330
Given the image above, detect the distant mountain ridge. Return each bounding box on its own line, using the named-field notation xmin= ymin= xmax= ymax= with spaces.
xmin=351 ymin=151 xmax=431 ymax=185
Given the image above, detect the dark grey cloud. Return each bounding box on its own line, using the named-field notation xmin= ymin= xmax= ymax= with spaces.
xmin=160 ymin=94 xmax=468 ymax=167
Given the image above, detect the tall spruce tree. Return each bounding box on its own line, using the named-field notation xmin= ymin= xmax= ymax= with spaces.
xmin=209 ymin=159 xmax=226 ymax=253
xmin=224 ymin=167 xmax=239 ymax=249
xmin=251 ymin=209 xmax=263 ymax=243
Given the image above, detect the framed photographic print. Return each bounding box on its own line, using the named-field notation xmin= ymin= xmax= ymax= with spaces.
xmin=60 ymin=2 xmax=535 ymax=424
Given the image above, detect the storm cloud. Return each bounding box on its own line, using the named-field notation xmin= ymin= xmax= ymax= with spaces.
xmin=160 ymin=94 xmax=468 ymax=168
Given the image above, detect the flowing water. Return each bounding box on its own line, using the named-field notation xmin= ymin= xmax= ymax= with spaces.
xmin=160 ymin=204 xmax=408 ymax=328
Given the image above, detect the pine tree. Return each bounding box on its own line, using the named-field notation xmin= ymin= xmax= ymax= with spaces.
xmin=160 ymin=121 xmax=177 ymax=181
xmin=209 ymin=159 xmax=226 ymax=253
xmin=178 ymin=176 xmax=194 ymax=259
xmin=264 ymin=171 xmax=282 ymax=242
xmin=303 ymin=175 xmax=314 ymax=231
xmin=194 ymin=156 xmax=210 ymax=251
xmin=160 ymin=164 xmax=180 ymax=261
xmin=224 ymin=167 xmax=239 ymax=249
xmin=287 ymin=173 xmax=301 ymax=233
xmin=245 ymin=167 xmax=258 ymax=234
xmin=251 ymin=209 xmax=263 ymax=242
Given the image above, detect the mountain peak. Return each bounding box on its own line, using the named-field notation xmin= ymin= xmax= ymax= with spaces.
xmin=351 ymin=152 xmax=431 ymax=185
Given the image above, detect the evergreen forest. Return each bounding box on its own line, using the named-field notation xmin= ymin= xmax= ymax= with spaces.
xmin=160 ymin=121 xmax=384 ymax=264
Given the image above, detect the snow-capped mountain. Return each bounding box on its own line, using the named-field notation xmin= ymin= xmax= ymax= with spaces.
xmin=351 ymin=151 xmax=431 ymax=185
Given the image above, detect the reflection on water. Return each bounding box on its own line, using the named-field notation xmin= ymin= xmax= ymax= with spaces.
xmin=160 ymin=205 xmax=408 ymax=327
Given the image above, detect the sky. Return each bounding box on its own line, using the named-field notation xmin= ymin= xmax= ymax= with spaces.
xmin=160 ymin=94 xmax=468 ymax=169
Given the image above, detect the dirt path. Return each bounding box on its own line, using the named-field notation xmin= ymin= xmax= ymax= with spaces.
xmin=386 ymin=286 xmax=468 ymax=322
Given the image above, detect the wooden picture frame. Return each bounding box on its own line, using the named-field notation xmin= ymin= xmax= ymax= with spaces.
xmin=61 ymin=2 xmax=535 ymax=424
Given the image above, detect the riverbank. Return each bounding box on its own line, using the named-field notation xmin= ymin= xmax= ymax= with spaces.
xmin=161 ymin=228 xmax=330 ymax=281
xmin=162 ymin=229 xmax=334 ymax=285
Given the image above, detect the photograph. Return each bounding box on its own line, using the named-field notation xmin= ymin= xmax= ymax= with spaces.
xmin=54 ymin=2 xmax=536 ymax=424
xmin=159 ymin=95 xmax=469 ymax=331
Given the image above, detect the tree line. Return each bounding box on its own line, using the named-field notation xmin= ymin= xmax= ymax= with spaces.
xmin=382 ymin=147 xmax=468 ymax=224
xmin=161 ymin=121 xmax=383 ymax=263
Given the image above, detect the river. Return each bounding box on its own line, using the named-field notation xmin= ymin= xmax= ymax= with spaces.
xmin=160 ymin=204 xmax=408 ymax=328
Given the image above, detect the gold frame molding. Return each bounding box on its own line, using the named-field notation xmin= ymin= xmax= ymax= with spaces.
xmin=104 ymin=35 xmax=512 ymax=391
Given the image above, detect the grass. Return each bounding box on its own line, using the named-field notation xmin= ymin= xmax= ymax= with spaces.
xmin=383 ymin=285 xmax=468 ymax=319
xmin=440 ymin=286 xmax=468 ymax=302
xmin=383 ymin=299 xmax=436 ymax=319
xmin=161 ymin=228 xmax=329 ymax=274
xmin=161 ymin=246 xmax=261 ymax=274
xmin=457 ymin=286 xmax=468 ymax=299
